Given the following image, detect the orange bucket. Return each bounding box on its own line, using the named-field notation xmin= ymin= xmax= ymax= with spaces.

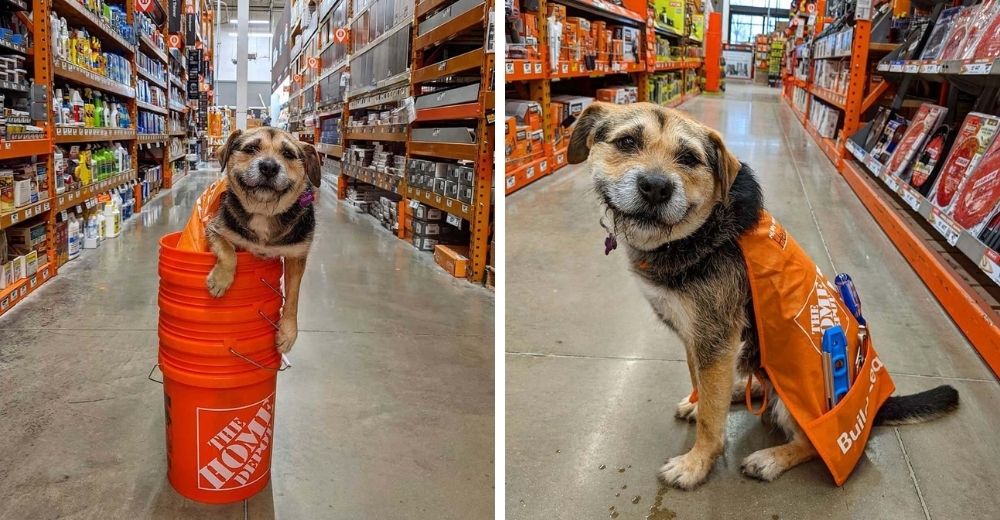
xmin=155 ymin=232 xmax=286 ymax=504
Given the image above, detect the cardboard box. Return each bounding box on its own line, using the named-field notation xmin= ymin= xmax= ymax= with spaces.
xmin=412 ymin=235 xmax=439 ymax=252
xmin=24 ymin=250 xmax=37 ymax=276
xmin=551 ymin=95 xmax=594 ymax=117
xmin=434 ymin=244 xmax=470 ymax=278
xmin=412 ymin=203 xmax=444 ymax=221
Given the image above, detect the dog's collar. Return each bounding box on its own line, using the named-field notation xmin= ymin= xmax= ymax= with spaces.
xmin=298 ymin=187 xmax=315 ymax=207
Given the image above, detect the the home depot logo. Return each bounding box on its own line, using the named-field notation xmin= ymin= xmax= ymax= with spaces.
xmin=197 ymin=394 xmax=275 ymax=490
xmin=794 ymin=268 xmax=847 ymax=352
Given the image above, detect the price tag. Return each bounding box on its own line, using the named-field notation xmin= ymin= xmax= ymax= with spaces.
xmin=962 ymin=62 xmax=993 ymax=75
xmin=24 ymin=207 xmax=32 ymax=218
xmin=929 ymin=210 xmax=961 ymax=246
xmin=446 ymin=214 xmax=462 ymax=228
xmin=534 ymin=62 xmax=542 ymax=74
xmin=889 ymin=61 xmax=904 ymax=72
xmin=557 ymin=153 xmax=565 ymax=164
xmin=526 ymin=166 xmax=535 ymax=179
xmin=883 ymin=175 xmax=900 ymax=193
xmin=900 ymin=186 xmax=921 ymax=212
xmin=19 ymin=286 xmax=26 ymax=297
xmin=904 ymin=62 xmax=920 ymax=73
xmin=523 ymin=62 xmax=531 ymax=74
xmin=561 ymin=63 xmax=569 ymax=74
xmin=29 ymin=276 xmax=37 ymax=288
xmin=921 ymin=62 xmax=942 ymax=74
xmin=868 ymin=159 xmax=883 ymax=178
xmin=10 ymin=212 xmax=18 ymax=224
xmin=1 ymin=297 xmax=8 ymax=311
xmin=540 ymin=160 xmax=548 ymax=172
xmin=506 ymin=176 xmax=516 ymax=188
xmin=877 ymin=63 xmax=890 ymax=72
xmin=505 ymin=62 xmax=513 ymax=74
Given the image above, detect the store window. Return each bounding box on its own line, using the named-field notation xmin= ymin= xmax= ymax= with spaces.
xmin=730 ymin=14 xmax=765 ymax=44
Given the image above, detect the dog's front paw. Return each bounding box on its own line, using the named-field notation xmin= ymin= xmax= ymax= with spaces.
xmin=275 ymin=318 xmax=298 ymax=353
xmin=741 ymin=449 xmax=785 ymax=482
xmin=206 ymin=266 xmax=235 ymax=297
xmin=675 ymin=394 xmax=698 ymax=422
xmin=659 ymin=451 xmax=715 ymax=490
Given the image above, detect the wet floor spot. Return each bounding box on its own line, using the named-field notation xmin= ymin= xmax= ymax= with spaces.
xmin=599 ymin=464 xmax=606 ymax=470
xmin=772 ymin=515 xmax=780 ymax=520
xmin=632 ymin=495 xmax=641 ymax=504
xmin=645 ymin=485 xmax=676 ymax=520
xmin=609 ymin=505 xmax=619 ymax=519
xmin=556 ymin=449 xmax=560 ymax=453
xmin=622 ymin=484 xmax=627 ymax=489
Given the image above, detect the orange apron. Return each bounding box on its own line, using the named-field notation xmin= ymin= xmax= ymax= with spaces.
xmin=176 ymin=178 xmax=229 ymax=252
xmin=738 ymin=210 xmax=895 ymax=485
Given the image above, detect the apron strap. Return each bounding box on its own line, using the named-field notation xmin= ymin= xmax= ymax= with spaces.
xmin=688 ymin=388 xmax=698 ymax=404
xmin=745 ymin=371 xmax=770 ymax=416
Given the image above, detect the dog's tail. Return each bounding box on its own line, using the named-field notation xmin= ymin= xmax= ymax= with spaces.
xmin=874 ymin=385 xmax=959 ymax=426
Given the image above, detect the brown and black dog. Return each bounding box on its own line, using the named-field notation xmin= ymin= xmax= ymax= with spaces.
xmin=207 ymin=127 xmax=321 ymax=354
xmin=568 ymin=101 xmax=958 ymax=489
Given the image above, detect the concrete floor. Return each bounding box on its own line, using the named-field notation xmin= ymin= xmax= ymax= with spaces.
xmin=0 ymin=168 xmax=494 ymax=519
xmin=506 ymin=83 xmax=1000 ymax=520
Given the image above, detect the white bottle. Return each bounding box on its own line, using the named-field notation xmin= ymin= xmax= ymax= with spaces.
xmin=68 ymin=215 xmax=81 ymax=259
xmin=97 ymin=211 xmax=106 ymax=241
xmin=84 ymin=214 xmax=99 ymax=249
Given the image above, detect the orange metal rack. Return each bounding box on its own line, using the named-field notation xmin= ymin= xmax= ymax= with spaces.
xmin=505 ymin=0 xmax=705 ymax=195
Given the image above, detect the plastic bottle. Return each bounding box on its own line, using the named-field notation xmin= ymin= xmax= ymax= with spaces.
xmin=104 ymin=202 xmax=119 ymax=238
xmin=70 ymin=88 xmax=84 ymax=126
xmin=68 ymin=215 xmax=81 ymax=259
xmin=96 ymin=210 xmax=106 ymax=240
xmin=84 ymin=213 xmax=99 ymax=248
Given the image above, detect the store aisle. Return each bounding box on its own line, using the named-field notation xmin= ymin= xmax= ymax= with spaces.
xmin=506 ymin=83 xmax=1000 ymax=520
xmin=0 ymin=169 xmax=493 ymax=519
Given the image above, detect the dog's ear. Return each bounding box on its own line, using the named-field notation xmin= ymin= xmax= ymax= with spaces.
xmin=567 ymin=103 xmax=609 ymax=164
xmin=299 ymin=142 xmax=322 ymax=187
xmin=217 ymin=129 xmax=244 ymax=170
xmin=705 ymin=130 xmax=741 ymax=204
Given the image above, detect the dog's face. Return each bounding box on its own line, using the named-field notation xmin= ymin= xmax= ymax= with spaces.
xmin=568 ymin=102 xmax=741 ymax=250
xmin=217 ymin=127 xmax=321 ymax=211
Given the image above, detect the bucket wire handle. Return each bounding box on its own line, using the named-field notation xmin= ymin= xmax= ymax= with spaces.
xmin=228 ymin=347 xmax=291 ymax=371
xmin=148 ymin=364 xmax=163 ymax=384
xmin=260 ymin=277 xmax=284 ymax=302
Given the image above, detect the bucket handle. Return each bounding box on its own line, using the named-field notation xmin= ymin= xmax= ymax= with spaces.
xmin=259 ymin=276 xmax=284 ymax=302
xmin=148 ymin=364 xmax=163 ymax=384
xmin=228 ymin=346 xmax=291 ymax=372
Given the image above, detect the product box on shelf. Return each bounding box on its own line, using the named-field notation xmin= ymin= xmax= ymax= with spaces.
xmin=929 ymin=113 xmax=1000 ymax=213
xmin=654 ymin=0 xmax=685 ymax=34
xmin=938 ymin=6 xmax=978 ymax=61
xmin=885 ymin=104 xmax=947 ymax=181
xmin=596 ymin=86 xmax=638 ymax=104
xmin=920 ymin=7 xmax=962 ymax=61
xmin=948 ymin=127 xmax=1000 ymax=236
xmin=910 ymin=124 xmax=954 ymax=196
xmin=434 ymin=244 xmax=470 ymax=278
xmin=871 ymin=116 xmax=910 ymax=165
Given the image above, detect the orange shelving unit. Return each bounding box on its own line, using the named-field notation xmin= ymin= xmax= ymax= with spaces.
xmin=505 ymin=0 xmax=706 ymax=194
xmin=0 ymin=0 xmax=213 ymax=320
xmin=781 ymin=1 xmax=1000 ymax=376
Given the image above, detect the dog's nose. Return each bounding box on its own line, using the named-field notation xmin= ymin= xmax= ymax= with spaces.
xmin=637 ymin=174 xmax=674 ymax=205
xmin=259 ymin=158 xmax=280 ymax=177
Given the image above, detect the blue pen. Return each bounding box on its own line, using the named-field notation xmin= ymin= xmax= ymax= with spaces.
xmin=835 ymin=273 xmax=866 ymax=326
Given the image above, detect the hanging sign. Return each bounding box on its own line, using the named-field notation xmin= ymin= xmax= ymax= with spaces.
xmin=186 ymin=13 xmax=198 ymax=46
xmin=187 ymin=79 xmax=200 ymax=99
xmin=136 ymin=0 xmax=154 ymax=13
xmin=168 ymin=34 xmax=183 ymax=49
xmin=187 ymin=49 xmax=202 ymax=74
xmin=168 ymin=0 xmax=182 ymax=32
xmin=333 ymin=27 xmax=349 ymax=44
xmin=308 ymin=57 xmax=319 ymax=70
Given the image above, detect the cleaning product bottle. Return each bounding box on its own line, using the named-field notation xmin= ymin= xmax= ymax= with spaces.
xmin=96 ymin=208 xmax=106 ymax=241
xmin=93 ymin=91 xmax=104 ymax=128
xmin=84 ymin=212 xmax=99 ymax=248
xmin=103 ymin=201 xmax=119 ymax=238
xmin=68 ymin=214 xmax=81 ymax=259
xmin=70 ymin=88 xmax=84 ymax=126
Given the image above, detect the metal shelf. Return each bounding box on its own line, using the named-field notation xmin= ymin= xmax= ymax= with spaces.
xmin=0 ymin=198 xmax=51 ymax=230
xmin=54 ymin=61 xmax=136 ymax=98
xmin=140 ymin=35 xmax=168 ymax=64
xmin=404 ymin=185 xmax=474 ymax=220
xmin=56 ymin=170 xmax=137 ymax=212
xmin=0 ymin=263 xmax=54 ymax=319
xmin=55 ymin=127 xmax=137 ymax=143
xmin=0 ymin=138 xmax=50 ymax=160
xmin=137 ymin=67 xmax=167 ymax=89
xmin=52 ymin=0 xmax=135 ymax=56
xmin=137 ymin=101 xmax=168 ymax=115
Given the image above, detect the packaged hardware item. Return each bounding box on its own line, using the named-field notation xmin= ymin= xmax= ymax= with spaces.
xmin=910 ymin=125 xmax=953 ymax=196
xmin=885 ymin=104 xmax=947 ymax=181
xmin=937 ymin=6 xmax=978 ymax=61
xmin=957 ymin=0 xmax=1000 ymax=60
xmin=864 ymin=107 xmax=893 ymax=152
xmin=871 ymin=116 xmax=909 ymax=165
xmin=920 ymin=7 xmax=963 ymax=60
xmin=949 ymin=129 xmax=1000 ymax=235
xmin=928 ymin=113 xmax=1000 ymax=212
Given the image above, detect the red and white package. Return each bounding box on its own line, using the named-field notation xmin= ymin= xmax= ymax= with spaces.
xmin=973 ymin=4 xmax=1000 ymax=59
xmin=938 ymin=6 xmax=978 ymax=61
xmin=929 ymin=113 xmax=1000 ymax=212
xmin=959 ymin=0 xmax=1000 ymax=60
xmin=885 ymin=103 xmax=947 ymax=181
xmin=950 ymin=134 xmax=1000 ymax=235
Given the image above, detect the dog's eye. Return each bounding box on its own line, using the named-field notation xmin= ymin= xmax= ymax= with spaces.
xmin=613 ymin=135 xmax=639 ymax=153
xmin=676 ymin=151 xmax=701 ymax=167
xmin=242 ymin=145 xmax=259 ymax=154
xmin=282 ymin=149 xmax=298 ymax=160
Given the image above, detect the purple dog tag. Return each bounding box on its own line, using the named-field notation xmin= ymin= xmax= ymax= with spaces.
xmin=298 ymin=190 xmax=315 ymax=207
xmin=604 ymin=234 xmax=617 ymax=255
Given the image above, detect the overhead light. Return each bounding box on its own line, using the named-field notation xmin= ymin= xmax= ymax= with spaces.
xmin=230 ymin=19 xmax=269 ymax=24
xmin=227 ymin=32 xmax=273 ymax=37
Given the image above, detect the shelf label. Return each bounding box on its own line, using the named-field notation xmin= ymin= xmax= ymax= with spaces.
xmin=900 ymin=185 xmax=921 ymax=212
xmin=446 ymin=214 xmax=462 ymax=228
xmin=506 ymin=176 xmax=516 ymax=189
xmin=889 ymin=61 xmax=904 ymax=72
xmin=929 ymin=210 xmax=962 ymax=246
xmin=920 ymin=62 xmax=942 ymax=74
xmin=904 ymin=62 xmax=920 ymax=73
xmin=961 ymin=60 xmax=992 ymax=75
xmin=526 ymin=166 xmax=535 ymax=179
xmin=9 ymin=212 xmax=18 ymax=224
xmin=535 ymin=62 xmax=542 ymax=74
xmin=540 ymin=160 xmax=548 ymax=173
xmin=557 ymin=152 xmax=565 ymax=164
xmin=883 ymin=175 xmax=900 ymax=193
xmin=1 ymin=297 xmax=8 ymax=311
xmin=29 ymin=276 xmax=37 ymax=289
xmin=505 ymin=62 xmax=513 ymax=74
xmin=523 ymin=62 xmax=531 ymax=74
xmin=19 ymin=286 xmax=26 ymax=297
